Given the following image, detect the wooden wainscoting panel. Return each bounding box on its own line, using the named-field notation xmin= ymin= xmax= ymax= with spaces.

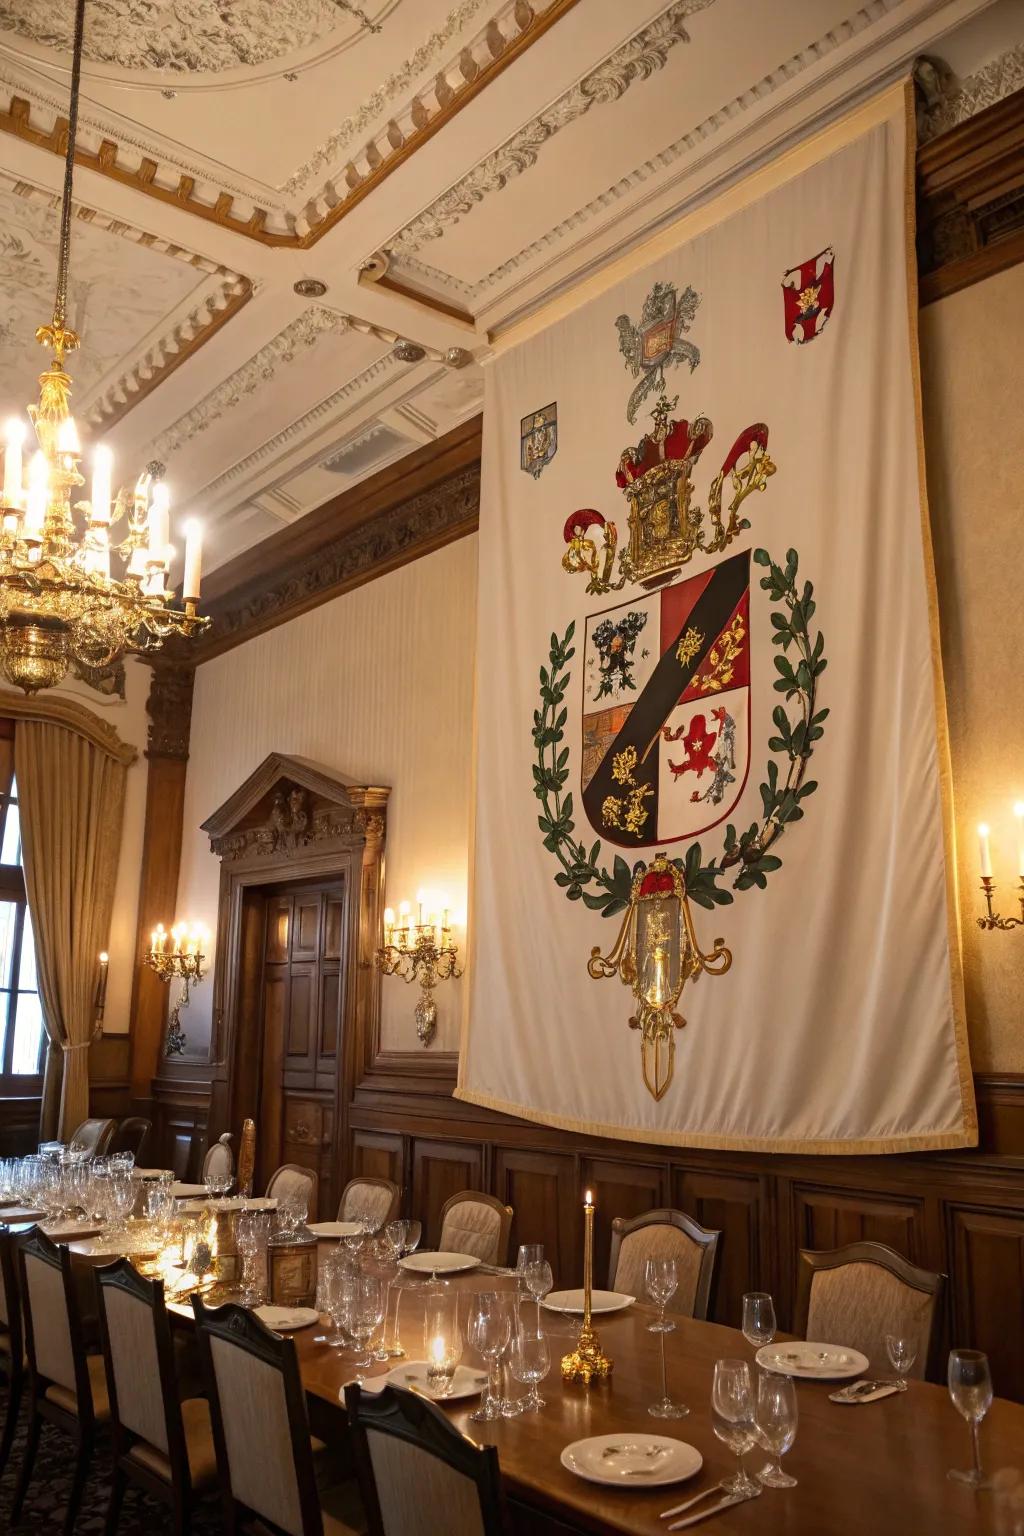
xmin=948 ymin=1203 xmax=1024 ymax=1401
xmin=282 ymin=1093 xmax=333 ymax=1217
xmin=788 ymin=1181 xmax=926 ymax=1259
xmin=350 ymin=1128 xmax=406 ymax=1192
xmin=152 ymin=1079 xmax=212 ymax=1180
xmin=580 ymin=1155 xmax=668 ymax=1293
xmin=494 ymin=1147 xmax=579 ymax=1287
xmin=411 ymin=1138 xmax=485 ymax=1247
xmin=674 ymin=1167 xmax=767 ymax=1328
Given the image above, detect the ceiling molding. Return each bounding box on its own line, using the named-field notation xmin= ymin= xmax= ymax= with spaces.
xmin=195 ymin=414 xmax=482 ymax=659
xmin=919 ymin=42 xmax=1024 ymax=142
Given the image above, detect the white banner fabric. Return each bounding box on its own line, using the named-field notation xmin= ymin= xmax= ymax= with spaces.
xmin=458 ymin=89 xmax=975 ymax=1153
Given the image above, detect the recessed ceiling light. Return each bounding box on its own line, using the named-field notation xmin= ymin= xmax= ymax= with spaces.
xmin=293 ymin=278 xmax=328 ymax=298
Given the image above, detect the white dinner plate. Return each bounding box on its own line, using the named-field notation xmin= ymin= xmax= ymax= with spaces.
xmin=308 ymin=1220 xmax=362 ymax=1239
xmin=561 ymin=1434 xmax=702 ymax=1489
xmin=398 ymin=1251 xmax=481 ymax=1275
xmin=170 ymin=1183 xmax=209 ymax=1199
xmin=180 ymin=1196 xmax=276 ymax=1215
xmin=254 ymin=1305 xmax=319 ymax=1331
xmin=543 ymin=1289 xmax=635 ymax=1316
xmin=756 ymin=1342 xmax=869 ymax=1380
xmin=361 ymin=1362 xmax=488 ymax=1403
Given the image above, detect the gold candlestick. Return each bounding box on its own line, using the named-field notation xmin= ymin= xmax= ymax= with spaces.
xmin=561 ymin=1189 xmax=613 ymax=1385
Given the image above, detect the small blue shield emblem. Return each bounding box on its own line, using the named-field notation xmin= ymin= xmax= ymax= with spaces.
xmin=521 ymin=402 xmax=557 ymax=479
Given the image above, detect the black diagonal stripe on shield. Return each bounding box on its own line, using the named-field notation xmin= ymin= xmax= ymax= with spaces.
xmin=582 ymin=549 xmax=751 ymax=847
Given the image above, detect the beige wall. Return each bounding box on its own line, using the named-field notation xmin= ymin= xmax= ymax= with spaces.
xmin=169 ymin=264 xmax=1023 ymax=1076
xmin=921 ymin=261 xmax=1024 ymax=1074
xmin=176 ymin=536 xmax=477 ymax=1054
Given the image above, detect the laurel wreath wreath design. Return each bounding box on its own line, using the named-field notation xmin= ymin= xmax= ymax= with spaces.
xmin=532 ymin=547 xmax=828 ymax=917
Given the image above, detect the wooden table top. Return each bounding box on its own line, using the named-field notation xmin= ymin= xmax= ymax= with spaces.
xmin=293 ymin=1273 xmax=1024 ymax=1535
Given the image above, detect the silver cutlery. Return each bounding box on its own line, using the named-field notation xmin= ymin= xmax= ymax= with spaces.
xmin=602 ymin=1443 xmax=669 ymax=1459
xmin=667 ymin=1492 xmax=750 ymax=1529
xmin=660 ymin=1483 xmax=726 ymax=1519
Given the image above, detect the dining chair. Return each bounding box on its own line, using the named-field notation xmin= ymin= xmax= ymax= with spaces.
xmin=192 ymin=1297 xmax=366 ymax=1535
xmin=266 ymin=1162 xmax=319 ymax=1215
xmin=95 ymin=1257 xmax=218 ymax=1534
xmin=13 ymin=1227 xmax=111 ymax=1535
xmin=337 ymin=1177 xmax=401 ymax=1231
xmin=0 ymin=1225 xmax=26 ymax=1477
xmin=69 ymin=1115 xmax=117 ymax=1157
xmin=607 ymin=1208 xmax=721 ymax=1320
xmin=201 ymin=1131 xmax=235 ymax=1185
xmin=109 ymin=1116 xmax=152 ymax=1162
xmin=345 ymin=1382 xmax=508 ymax=1536
xmin=437 ymin=1191 xmax=513 ymax=1267
xmin=794 ymin=1240 xmax=946 ymax=1379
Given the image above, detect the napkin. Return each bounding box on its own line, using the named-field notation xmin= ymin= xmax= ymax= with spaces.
xmin=829 ymin=1382 xmax=899 ymax=1404
xmin=254 ymin=1306 xmax=313 ymax=1330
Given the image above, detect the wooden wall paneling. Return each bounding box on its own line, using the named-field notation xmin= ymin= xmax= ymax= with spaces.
xmin=788 ymin=1181 xmax=927 ymax=1259
xmin=152 ymin=1078 xmax=211 ymax=1179
xmin=580 ymin=1155 xmax=668 ymax=1291
xmin=89 ymin=1034 xmax=132 ymax=1120
xmin=948 ymin=1202 xmax=1024 ymax=1401
xmin=674 ymin=1167 xmax=768 ymax=1328
xmin=350 ymin=1129 xmax=406 ymax=1193
xmin=494 ymin=1147 xmax=579 ymax=1287
xmin=411 ymin=1138 xmax=485 ymax=1246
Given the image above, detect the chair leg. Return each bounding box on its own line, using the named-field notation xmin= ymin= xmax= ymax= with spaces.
xmin=104 ymin=1465 xmax=127 ymax=1536
xmin=0 ymin=1370 xmax=24 ymax=1477
xmin=62 ymin=1429 xmax=93 ymax=1536
xmin=10 ymin=1402 xmax=41 ymax=1520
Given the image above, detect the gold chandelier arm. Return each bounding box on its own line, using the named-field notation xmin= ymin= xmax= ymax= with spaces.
xmin=587 ymin=903 xmax=633 ymax=980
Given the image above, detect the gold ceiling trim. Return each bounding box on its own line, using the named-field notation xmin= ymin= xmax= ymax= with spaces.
xmin=0 ymin=0 xmax=583 ymax=253
xmin=0 ymin=687 xmax=138 ymax=765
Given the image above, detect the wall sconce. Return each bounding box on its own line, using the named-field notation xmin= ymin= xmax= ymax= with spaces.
xmin=92 ymin=951 xmax=109 ymax=1040
xmin=374 ymin=890 xmax=463 ymax=1047
xmin=146 ymin=921 xmax=210 ymax=1057
xmin=977 ymin=808 xmax=1024 ymax=932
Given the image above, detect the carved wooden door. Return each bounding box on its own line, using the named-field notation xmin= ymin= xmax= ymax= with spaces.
xmin=257 ymin=879 xmax=345 ymax=1216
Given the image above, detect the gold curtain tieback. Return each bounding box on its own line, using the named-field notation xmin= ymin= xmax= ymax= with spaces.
xmin=60 ymin=1041 xmax=90 ymax=1051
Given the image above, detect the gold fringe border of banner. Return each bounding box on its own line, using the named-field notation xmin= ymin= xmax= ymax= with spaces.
xmin=455 ymin=81 xmax=978 ymax=1156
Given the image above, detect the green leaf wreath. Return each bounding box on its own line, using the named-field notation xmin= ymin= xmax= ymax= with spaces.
xmin=532 ymin=547 xmax=827 ymax=915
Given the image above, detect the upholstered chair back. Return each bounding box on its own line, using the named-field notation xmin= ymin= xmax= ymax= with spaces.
xmin=21 ymin=1241 xmax=76 ymax=1392
xmin=110 ymin=1116 xmax=151 ymax=1161
xmin=608 ymin=1209 xmax=720 ymax=1320
xmin=195 ymin=1300 xmax=320 ymax=1536
xmin=796 ymin=1241 xmax=945 ymax=1379
xmin=438 ymin=1192 xmax=512 ymax=1267
xmin=97 ymin=1266 xmax=169 ymax=1452
xmin=337 ymin=1177 xmax=400 ymax=1230
xmin=266 ymin=1163 xmax=318 ymax=1214
xmin=346 ymin=1384 xmax=505 ymax=1536
xmin=69 ymin=1116 xmax=116 ymax=1157
xmin=202 ymin=1133 xmax=234 ymax=1184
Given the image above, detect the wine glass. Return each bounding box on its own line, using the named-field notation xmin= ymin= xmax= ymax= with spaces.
xmin=646 ymin=1258 xmax=688 ymax=1418
xmin=342 ymin=1214 xmax=371 ymax=1259
xmin=886 ymin=1334 xmax=916 ymax=1391
xmin=711 ymin=1359 xmax=762 ymax=1499
xmin=741 ymin=1292 xmax=777 ymax=1354
xmin=524 ymin=1259 xmax=553 ymax=1328
xmin=755 ymin=1368 xmax=798 ymax=1487
xmin=468 ymin=1292 xmax=511 ymax=1423
xmin=510 ymin=1322 xmax=550 ymax=1412
xmin=516 ymin=1243 xmax=544 ymax=1297
xmin=346 ymin=1274 xmax=385 ymax=1385
xmin=948 ymin=1349 xmax=993 ymax=1487
xmin=384 ymin=1219 xmax=410 ymax=1257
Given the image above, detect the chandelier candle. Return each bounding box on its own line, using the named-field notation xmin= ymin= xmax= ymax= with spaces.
xmin=561 ymin=1189 xmax=613 ymax=1386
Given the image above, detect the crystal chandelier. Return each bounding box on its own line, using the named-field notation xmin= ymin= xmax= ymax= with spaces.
xmin=0 ymin=0 xmax=208 ymax=695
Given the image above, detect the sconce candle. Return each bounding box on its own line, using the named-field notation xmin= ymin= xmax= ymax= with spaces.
xmin=978 ymin=824 xmax=993 ymax=880
xmin=374 ymin=891 xmax=463 ymax=1047
xmin=976 ymin=813 xmax=1024 ymax=932
xmin=1016 ymin=804 xmax=1024 ymax=879
xmin=145 ymin=920 xmax=210 ymax=1055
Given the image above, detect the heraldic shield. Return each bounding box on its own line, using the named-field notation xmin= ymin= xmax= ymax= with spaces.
xmin=581 ymin=549 xmax=751 ymax=849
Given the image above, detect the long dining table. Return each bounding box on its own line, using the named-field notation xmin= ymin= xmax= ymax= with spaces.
xmin=52 ymin=1234 xmax=1024 ymax=1535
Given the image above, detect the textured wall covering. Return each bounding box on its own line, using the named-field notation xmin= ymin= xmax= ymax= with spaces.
xmin=176 ymin=537 xmax=477 ymax=1053
xmin=920 ymin=261 xmax=1024 ymax=1074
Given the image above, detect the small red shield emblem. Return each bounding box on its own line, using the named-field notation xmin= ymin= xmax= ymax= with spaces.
xmin=782 ymin=246 xmax=835 ymax=344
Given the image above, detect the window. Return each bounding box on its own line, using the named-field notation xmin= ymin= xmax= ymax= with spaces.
xmin=0 ymin=721 xmax=45 ymax=1089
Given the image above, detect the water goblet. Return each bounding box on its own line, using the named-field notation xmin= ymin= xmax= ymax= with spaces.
xmin=948 ymin=1348 xmax=993 ymax=1487
xmin=645 ymin=1255 xmax=678 ymax=1334
xmin=510 ymin=1323 xmax=550 ymax=1412
xmin=342 ymin=1214 xmax=370 ymax=1259
xmin=755 ymin=1368 xmax=798 ymax=1487
xmin=886 ymin=1334 xmax=917 ymax=1391
xmin=468 ymin=1292 xmax=511 ymax=1422
xmin=384 ymin=1219 xmax=410 ymax=1257
xmin=516 ymin=1243 xmax=544 ymax=1297
xmin=741 ymin=1292 xmax=777 ymax=1353
xmin=346 ymin=1274 xmax=385 ymax=1385
xmin=711 ymin=1358 xmax=762 ymax=1500
xmin=524 ymin=1259 xmax=553 ymax=1328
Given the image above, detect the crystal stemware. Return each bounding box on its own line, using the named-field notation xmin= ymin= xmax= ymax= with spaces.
xmin=948 ymin=1348 xmax=993 ymax=1487
xmin=346 ymin=1274 xmax=385 ymax=1386
xmin=468 ymin=1292 xmax=511 ymax=1423
xmin=510 ymin=1321 xmax=550 ymax=1412
xmin=886 ymin=1333 xmax=916 ymax=1391
xmin=755 ymin=1368 xmax=798 ymax=1487
xmin=516 ymin=1243 xmax=544 ymax=1296
xmin=646 ymin=1258 xmax=688 ymax=1417
xmin=524 ymin=1259 xmax=553 ymax=1328
xmin=711 ymin=1358 xmax=762 ymax=1499
xmin=741 ymin=1292 xmax=777 ymax=1353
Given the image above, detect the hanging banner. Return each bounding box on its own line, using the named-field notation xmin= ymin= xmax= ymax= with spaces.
xmin=458 ymin=87 xmax=976 ymax=1153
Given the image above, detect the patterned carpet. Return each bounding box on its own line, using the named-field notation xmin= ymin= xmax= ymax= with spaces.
xmin=0 ymin=1390 xmax=227 ymax=1534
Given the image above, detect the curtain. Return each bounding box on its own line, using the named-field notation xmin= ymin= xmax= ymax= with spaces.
xmin=15 ymin=720 xmax=126 ymax=1140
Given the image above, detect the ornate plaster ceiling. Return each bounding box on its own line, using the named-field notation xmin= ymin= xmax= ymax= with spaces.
xmin=0 ymin=0 xmax=1019 ymax=576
